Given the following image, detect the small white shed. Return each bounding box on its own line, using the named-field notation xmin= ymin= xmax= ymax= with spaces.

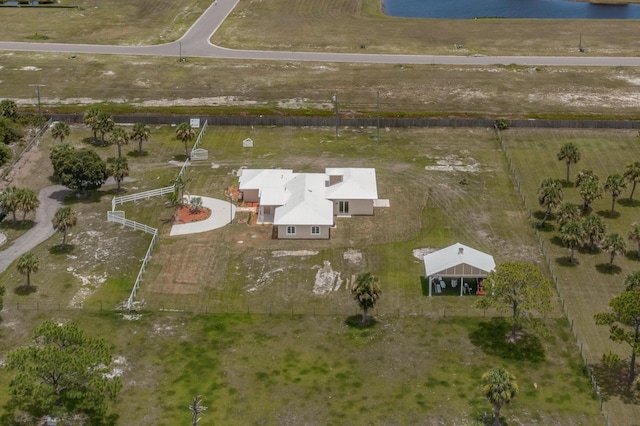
xmin=423 ymin=243 xmax=496 ymax=297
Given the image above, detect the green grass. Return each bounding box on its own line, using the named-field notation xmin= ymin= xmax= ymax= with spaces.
xmin=502 ymin=128 xmax=640 ymax=425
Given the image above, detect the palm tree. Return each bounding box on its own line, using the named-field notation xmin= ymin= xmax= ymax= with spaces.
xmin=52 ymin=206 xmax=78 ymax=248
xmin=0 ymin=186 xmax=19 ymax=223
xmin=97 ymin=112 xmax=115 ymax=146
xmin=130 ymin=122 xmax=150 ymax=155
xmin=602 ymin=233 xmax=626 ymax=268
xmin=624 ymin=161 xmax=640 ymax=202
xmin=576 ymin=171 xmax=602 ymax=211
xmin=537 ymin=177 xmax=563 ymax=227
xmin=350 ymin=272 xmax=382 ymax=325
xmin=582 ymin=214 xmax=606 ymax=251
xmin=106 ymin=157 xmax=129 ymax=193
xmin=628 ymin=222 xmax=640 ymax=259
xmin=175 ymin=122 xmax=196 ymax=159
xmin=111 ymin=127 xmax=129 ymax=158
xmin=51 ymin=121 xmax=70 ymax=143
xmin=557 ymin=142 xmax=580 ymax=183
xmin=555 ymin=201 xmax=580 ymax=227
xmin=625 ymin=271 xmax=640 ymax=292
xmin=16 ymin=187 xmax=39 ymax=223
xmin=83 ymin=105 xmax=101 ymax=142
xmin=482 ymin=367 xmax=518 ymax=426
xmin=16 ymin=252 xmax=39 ymax=291
xmin=561 ymin=220 xmax=586 ymax=264
xmin=604 ymin=173 xmax=626 ymax=215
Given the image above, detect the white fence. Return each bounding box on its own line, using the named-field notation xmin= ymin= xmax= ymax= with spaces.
xmin=106 ymin=121 xmax=208 ymax=310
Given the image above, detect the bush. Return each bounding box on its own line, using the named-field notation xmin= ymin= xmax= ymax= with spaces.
xmin=494 ymin=119 xmax=510 ymax=130
xmin=0 ymin=143 xmax=11 ymax=166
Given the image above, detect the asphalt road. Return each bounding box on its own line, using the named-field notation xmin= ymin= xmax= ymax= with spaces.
xmin=0 ymin=0 xmax=639 ymax=67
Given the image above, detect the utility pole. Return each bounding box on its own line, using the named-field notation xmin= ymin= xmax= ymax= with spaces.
xmin=333 ymin=92 xmax=339 ymax=138
xmin=28 ymin=84 xmax=45 ymax=130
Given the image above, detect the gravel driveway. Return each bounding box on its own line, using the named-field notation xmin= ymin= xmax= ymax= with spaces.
xmin=0 ymin=185 xmax=70 ymax=274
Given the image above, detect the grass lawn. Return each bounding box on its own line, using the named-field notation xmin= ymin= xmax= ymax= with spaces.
xmin=502 ymin=128 xmax=640 ymax=425
xmin=0 ymin=124 xmax=605 ymax=424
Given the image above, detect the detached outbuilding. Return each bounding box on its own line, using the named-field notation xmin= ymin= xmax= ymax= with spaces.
xmin=423 ymin=243 xmax=496 ymax=297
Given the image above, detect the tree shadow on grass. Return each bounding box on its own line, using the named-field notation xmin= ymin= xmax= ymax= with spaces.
xmin=561 ymin=180 xmax=574 ymax=189
xmin=597 ymin=210 xmax=620 ymax=219
xmin=595 ymin=263 xmax=622 ymax=275
xmin=591 ymin=360 xmax=639 ymax=404
xmin=0 ymin=220 xmax=35 ymax=231
xmin=469 ymin=318 xmax=545 ymax=364
xmin=63 ymin=189 xmax=109 ymax=205
xmin=618 ymin=198 xmax=639 ymax=208
xmin=14 ymin=285 xmax=37 ymax=295
xmin=550 ymin=235 xmax=564 ymax=247
xmin=345 ymin=315 xmax=377 ymax=329
xmin=555 ymin=256 xmax=578 ymax=267
xmin=127 ymin=150 xmax=148 ymax=158
xmin=625 ymin=251 xmax=640 ymax=262
xmin=49 ymin=244 xmax=75 ymax=255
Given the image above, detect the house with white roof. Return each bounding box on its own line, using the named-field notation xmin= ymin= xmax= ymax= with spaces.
xmin=238 ymin=167 xmax=378 ymax=239
xmin=423 ymin=243 xmax=496 ymax=296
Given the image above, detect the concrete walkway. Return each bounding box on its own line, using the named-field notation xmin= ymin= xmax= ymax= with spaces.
xmin=0 ymin=185 xmax=70 ymax=274
xmin=169 ymin=196 xmax=235 ymax=236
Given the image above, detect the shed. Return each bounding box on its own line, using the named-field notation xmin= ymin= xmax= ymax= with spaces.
xmin=423 ymin=243 xmax=496 ymax=297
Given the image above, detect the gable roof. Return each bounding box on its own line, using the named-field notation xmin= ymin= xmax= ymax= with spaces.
xmin=273 ymin=173 xmax=334 ymax=225
xmin=325 ymin=168 xmax=378 ymax=200
xmin=423 ymin=243 xmax=496 ymax=277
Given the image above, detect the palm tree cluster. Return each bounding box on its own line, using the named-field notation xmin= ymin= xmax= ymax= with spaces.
xmin=0 ymin=186 xmax=40 ymax=224
xmin=82 ymin=106 xmax=150 ymax=156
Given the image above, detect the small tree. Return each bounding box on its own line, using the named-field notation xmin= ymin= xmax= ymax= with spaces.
xmin=624 ymin=161 xmax=640 ymax=202
xmin=625 ymin=271 xmax=640 ymax=292
xmin=16 ymin=252 xmax=39 ymax=291
xmin=131 ymin=122 xmax=150 ymax=155
xmin=189 ymin=196 xmax=203 ymax=214
xmin=604 ymin=173 xmax=626 ymax=215
xmin=50 ymin=146 xmax=108 ymax=194
xmin=51 ymin=121 xmax=70 ymax=143
xmin=5 ymin=321 xmax=121 ymax=422
xmin=629 ymin=222 xmax=640 ymax=259
xmin=475 ymin=262 xmax=552 ymax=341
xmin=555 ymin=201 xmax=580 ymax=227
xmin=176 ymin=122 xmax=196 ymax=159
xmin=576 ymin=171 xmax=602 ymax=211
xmin=602 ymin=233 xmax=626 ymax=268
xmin=595 ymin=291 xmax=640 ymax=383
xmin=111 ymin=126 xmax=129 ymax=158
xmin=0 ymin=99 xmax=17 ymax=119
xmin=351 ymin=272 xmax=382 ymax=325
xmin=537 ymin=177 xmax=563 ymax=227
xmin=106 ymin=156 xmax=129 ymax=193
xmin=0 ymin=186 xmax=19 ymax=223
xmin=557 ymin=142 xmax=580 ymax=183
xmin=582 ymin=214 xmax=606 ymax=251
xmin=482 ymin=367 xmax=518 ymax=426
xmin=52 ymin=206 xmax=77 ymax=248
xmin=560 ymin=220 xmax=586 ymax=264
xmin=16 ymin=187 xmax=39 ymax=223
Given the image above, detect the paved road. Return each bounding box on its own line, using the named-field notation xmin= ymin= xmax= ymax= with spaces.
xmin=0 ymin=185 xmax=69 ymax=274
xmin=0 ymin=0 xmax=639 ymax=67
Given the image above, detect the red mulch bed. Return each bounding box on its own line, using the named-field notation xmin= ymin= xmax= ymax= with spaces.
xmin=175 ymin=205 xmax=212 ymax=224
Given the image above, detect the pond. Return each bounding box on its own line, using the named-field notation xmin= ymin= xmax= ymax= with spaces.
xmin=383 ymin=0 xmax=640 ymax=19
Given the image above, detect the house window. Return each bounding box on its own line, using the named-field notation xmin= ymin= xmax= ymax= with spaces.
xmin=286 ymin=226 xmax=296 ymax=235
xmin=311 ymin=226 xmax=320 ymax=235
xmin=338 ymin=201 xmax=349 ymax=214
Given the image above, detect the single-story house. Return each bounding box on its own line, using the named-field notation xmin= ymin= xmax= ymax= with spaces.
xmin=238 ymin=167 xmax=378 ymax=239
xmin=423 ymin=243 xmax=496 ymax=296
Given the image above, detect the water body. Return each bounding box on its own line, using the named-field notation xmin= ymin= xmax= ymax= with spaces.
xmin=383 ymin=0 xmax=640 ymax=19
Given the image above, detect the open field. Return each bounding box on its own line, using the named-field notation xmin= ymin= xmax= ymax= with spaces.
xmin=0 ymin=124 xmax=606 ymax=424
xmin=4 ymin=52 xmax=640 ymax=119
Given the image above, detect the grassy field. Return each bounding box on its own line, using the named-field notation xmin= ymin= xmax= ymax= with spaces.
xmin=502 ymin=128 xmax=640 ymax=424
xmin=0 ymin=124 xmax=606 ymax=424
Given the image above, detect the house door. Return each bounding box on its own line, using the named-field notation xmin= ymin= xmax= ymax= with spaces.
xmin=339 ymin=201 xmax=349 ymax=214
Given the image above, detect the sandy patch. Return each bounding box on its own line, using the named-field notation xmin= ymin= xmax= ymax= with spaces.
xmin=19 ymin=66 xmax=41 ymax=71
xmin=425 ymin=155 xmax=480 ymax=172
xmin=104 ymin=355 xmax=127 ymax=379
xmin=272 ymin=250 xmax=318 ymax=257
xmin=67 ymin=269 xmax=107 ymax=309
xmin=312 ymin=260 xmax=342 ymax=295
xmin=246 ymin=266 xmax=284 ymax=293
xmin=343 ymin=249 xmax=363 ymax=265
xmin=412 ymin=248 xmax=438 ymax=260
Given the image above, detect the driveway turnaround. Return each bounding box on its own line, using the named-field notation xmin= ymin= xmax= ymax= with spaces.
xmin=0 ymin=0 xmax=639 ymax=67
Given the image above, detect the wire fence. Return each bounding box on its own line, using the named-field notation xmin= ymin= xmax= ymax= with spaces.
xmin=494 ymin=125 xmax=610 ymax=425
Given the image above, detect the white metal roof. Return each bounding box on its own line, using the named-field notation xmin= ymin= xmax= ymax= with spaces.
xmin=325 ymin=168 xmax=378 ymax=200
xmin=238 ymin=169 xmax=294 ymax=191
xmin=273 ymin=174 xmax=334 ymax=225
xmin=423 ymin=243 xmax=496 ymax=277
